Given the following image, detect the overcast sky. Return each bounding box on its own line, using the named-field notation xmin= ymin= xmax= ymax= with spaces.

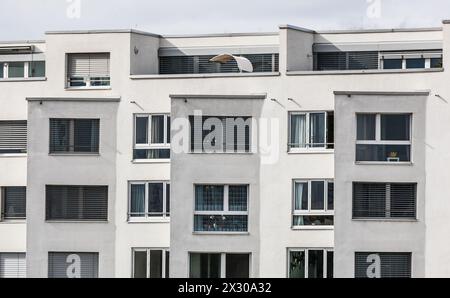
xmin=2 ymin=0 xmax=450 ymax=40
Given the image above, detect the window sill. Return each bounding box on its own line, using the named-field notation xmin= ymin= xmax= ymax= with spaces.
xmin=0 ymin=219 xmax=26 ymax=224
xmin=128 ymin=218 xmax=170 ymax=223
xmin=188 ymin=152 xmax=254 ymax=155
xmin=65 ymin=86 xmax=111 ymax=91
xmin=193 ymin=232 xmax=250 ymax=235
xmin=0 ymin=153 xmax=27 ymax=158
xmin=355 ymin=161 xmax=413 ymax=166
xmin=0 ymin=77 xmax=47 ymax=82
xmin=132 ymin=159 xmax=171 ymax=164
xmin=130 ymin=72 xmax=280 ymax=80
xmin=288 ymin=149 xmax=334 ymax=155
xmin=291 ymin=226 xmax=334 ymax=231
xmin=49 ymin=153 xmax=100 ymax=156
xmin=286 ymin=68 xmax=444 ymax=76
xmin=45 ymin=220 xmax=109 ymax=223
xmin=352 ymin=218 xmax=418 ymax=222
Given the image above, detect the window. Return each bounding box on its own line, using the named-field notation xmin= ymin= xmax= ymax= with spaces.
xmin=315 ymin=51 xmax=379 ymax=71
xmin=129 ymin=182 xmax=170 ymax=220
xmin=49 ymin=119 xmax=100 ymax=153
xmin=46 ymin=185 xmax=108 ymax=221
xmin=356 ymin=113 xmax=411 ymax=162
xmin=381 ymin=51 xmax=443 ymax=70
xmin=289 ymin=112 xmax=334 ymax=151
xmin=134 ymin=114 xmax=170 ymax=160
xmin=288 ymin=249 xmax=333 ymax=278
xmin=48 ymin=252 xmax=98 ymax=278
xmin=67 ymin=53 xmax=110 ymax=87
xmin=132 ymin=248 xmax=169 ymax=278
xmin=292 ymin=180 xmax=334 ymax=227
xmin=189 ymin=253 xmax=250 ymax=278
xmin=353 ymin=183 xmax=416 ymax=219
xmin=355 ymin=252 xmax=411 ymax=278
xmin=190 ymin=116 xmax=252 ymax=153
xmin=194 ymin=185 xmax=248 ymax=233
xmin=0 ymin=61 xmax=45 ymax=79
xmin=159 ymin=53 xmax=279 ymax=74
xmin=1 ymin=187 xmax=26 ymax=220
xmin=0 ymin=253 xmax=26 ymax=278
xmin=0 ymin=120 xmax=27 ymax=154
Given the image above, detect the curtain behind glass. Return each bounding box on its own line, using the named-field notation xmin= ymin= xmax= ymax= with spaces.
xmin=290 ymin=114 xmax=306 ymax=148
xmin=310 ymin=113 xmax=325 ymax=147
xmin=294 ymin=182 xmax=308 ymax=210
xmin=357 ymin=114 xmax=376 ymax=140
xmin=151 ymin=116 xmax=165 ymax=144
xmin=130 ymin=184 xmax=145 ymax=216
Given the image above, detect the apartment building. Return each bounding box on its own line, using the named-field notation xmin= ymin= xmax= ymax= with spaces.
xmin=1 ymin=20 xmax=449 ymax=278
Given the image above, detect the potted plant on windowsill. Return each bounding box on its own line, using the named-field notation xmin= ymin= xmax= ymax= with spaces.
xmin=387 ymin=151 xmax=400 ymax=162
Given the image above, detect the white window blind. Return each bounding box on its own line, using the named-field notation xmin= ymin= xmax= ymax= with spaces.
xmin=0 ymin=253 xmax=26 ymax=278
xmin=355 ymin=252 xmax=411 ymax=278
xmin=67 ymin=53 xmax=110 ymax=87
xmin=48 ymin=252 xmax=98 ymax=278
xmin=0 ymin=120 xmax=27 ymax=154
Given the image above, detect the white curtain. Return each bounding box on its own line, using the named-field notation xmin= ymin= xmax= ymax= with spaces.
xmin=290 ymin=115 xmax=306 ymax=148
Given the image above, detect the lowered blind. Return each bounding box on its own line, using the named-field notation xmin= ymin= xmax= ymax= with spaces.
xmin=355 ymin=252 xmax=411 ymax=278
xmin=49 ymin=119 xmax=100 ymax=153
xmin=353 ymin=183 xmax=416 ymax=219
xmin=316 ymin=51 xmax=379 ymax=70
xmin=46 ymin=186 xmax=108 ymax=221
xmin=68 ymin=53 xmax=110 ymax=78
xmin=0 ymin=253 xmax=26 ymax=278
xmin=2 ymin=186 xmax=26 ymax=219
xmin=48 ymin=252 xmax=98 ymax=278
xmin=160 ymin=54 xmax=278 ymax=74
xmin=189 ymin=116 xmax=251 ymax=153
xmin=0 ymin=120 xmax=27 ymax=154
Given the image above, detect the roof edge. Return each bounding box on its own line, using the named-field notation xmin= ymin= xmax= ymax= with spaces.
xmin=170 ymin=94 xmax=267 ymax=100
xmin=279 ymin=24 xmax=315 ymax=33
xmin=45 ymin=29 xmax=160 ymax=38
xmin=26 ymin=97 xmax=121 ymax=102
xmin=333 ymin=91 xmax=431 ymax=96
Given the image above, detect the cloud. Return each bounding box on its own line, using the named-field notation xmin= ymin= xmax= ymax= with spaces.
xmin=0 ymin=0 xmax=449 ymax=40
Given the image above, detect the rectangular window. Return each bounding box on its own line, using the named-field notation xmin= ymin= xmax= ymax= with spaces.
xmin=8 ymin=62 xmax=25 ymax=78
xmin=406 ymin=58 xmax=425 ymax=69
xmin=67 ymin=53 xmax=110 ymax=88
xmin=134 ymin=114 xmax=170 ymax=160
xmin=1 ymin=186 xmax=26 ymax=220
xmin=315 ymin=52 xmax=379 ymax=71
xmin=46 ymin=185 xmax=108 ymax=221
xmin=28 ymin=61 xmax=46 ymax=77
xmin=132 ymin=248 xmax=169 ymax=278
xmin=189 ymin=253 xmax=250 ymax=278
xmin=293 ymin=180 xmax=334 ymax=227
xmin=289 ymin=112 xmax=334 ymax=151
xmin=189 ymin=116 xmax=252 ymax=153
xmin=356 ymin=113 xmax=411 ymax=162
xmin=0 ymin=120 xmax=27 ymax=154
xmin=194 ymin=185 xmax=248 ymax=232
xmin=430 ymin=57 xmax=443 ymax=68
xmin=129 ymin=182 xmax=170 ymax=220
xmin=383 ymin=59 xmax=403 ymax=69
xmin=48 ymin=252 xmax=98 ymax=278
xmin=355 ymin=252 xmax=411 ymax=278
xmin=353 ymin=183 xmax=416 ymax=219
xmin=0 ymin=253 xmax=26 ymax=278
xmin=159 ymin=53 xmax=278 ymax=74
xmin=382 ymin=51 xmax=442 ymax=70
xmin=49 ymin=119 xmax=100 ymax=153
xmin=288 ymin=249 xmax=333 ymax=278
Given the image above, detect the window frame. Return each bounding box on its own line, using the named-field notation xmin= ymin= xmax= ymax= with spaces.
xmin=292 ymin=180 xmax=334 ymax=229
xmin=288 ymin=111 xmax=334 ymax=152
xmin=193 ymin=184 xmax=249 ymax=234
xmin=188 ymin=252 xmax=252 ymax=278
xmin=287 ymin=248 xmax=333 ymax=278
xmin=381 ymin=52 xmax=443 ymax=70
xmin=1 ymin=186 xmax=26 ymax=221
xmin=0 ymin=61 xmax=46 ymax=80
xmin=356 ymin=113 xmax=412 ymax=164
xmin=133 ymin=114 xmax=171 ymax=162
xmin=131 ymin=248 xmax=170 ymax=278
xmin=66 ymin=53 xmax=111 ymax=89
xmin=128 ymin=181 xmax=170 ymax=222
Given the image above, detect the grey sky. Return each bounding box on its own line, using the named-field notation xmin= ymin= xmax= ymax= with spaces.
xmin=1 ymin=0 xmax=450 ymax=40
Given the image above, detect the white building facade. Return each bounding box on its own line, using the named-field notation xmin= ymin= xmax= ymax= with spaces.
xmin=1 ymin=20 xmax=450 ymax=278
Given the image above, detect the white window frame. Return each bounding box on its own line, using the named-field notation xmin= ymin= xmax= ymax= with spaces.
xmin=193 ymin=184 xmax=249 ymax=234
xmin=287 ymin=248 xmax=333 ymax=278
xmin=133 ymin=114 xmax=170 ymax=161
xmin=356 ymin=113 xmax=412 ymax=164
xmin=292 ymin=180 xmax=334 ymax=229
xmin=188 ymin=252 xmax=252 ymax=278
xmin=288 ymin=111 xmax=333 ymax=152
xmin=66 ymin=53 xmax=111 ymax=89
xmin=381 ymin=51 xmax=442 ymax=70
xmin=0 ymin=62 xmax=29 ymax=79
xmin=132 ymin=248 xmax=169 ymax=278
xmin=128 ymin=181 xmax=170 ymax=222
